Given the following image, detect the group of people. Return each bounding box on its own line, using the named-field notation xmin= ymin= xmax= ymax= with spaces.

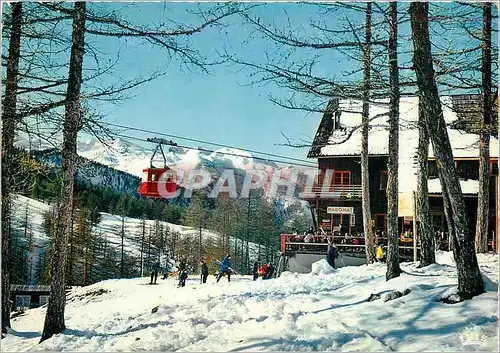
xmin=175 ymin=254 xmax=234 ymax=287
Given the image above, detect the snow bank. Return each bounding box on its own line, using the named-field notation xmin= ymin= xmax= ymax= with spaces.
xmin=310 ymin=259 xmax=336 ymax=276
xmin=3 ymin=254 xmax=498 ymax=352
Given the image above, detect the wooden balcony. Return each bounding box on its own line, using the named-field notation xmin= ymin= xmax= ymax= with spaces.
xmin=300 ymin=184 xmax=362 ymax=200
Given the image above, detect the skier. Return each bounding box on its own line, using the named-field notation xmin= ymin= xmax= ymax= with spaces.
xmin=150 ymin=260 xmax=160 ymax=284
xmin=178 ymin=270 xmax=188 ymax=287
xmin=253 ymin=260 xmax=259 ymax=281
xmin=326 ymin=238 xmax=337 ymax=269
xmin=216 ymin=254 xmax=231 ymax=283
xmin=200 ymin=259 xmax=209 ymax=284
xmin=177 ymin=258 xmax=188 ymax=287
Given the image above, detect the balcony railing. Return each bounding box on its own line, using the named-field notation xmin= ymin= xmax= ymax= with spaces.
xmin=300 ymin=184 xmax=362 ymax=200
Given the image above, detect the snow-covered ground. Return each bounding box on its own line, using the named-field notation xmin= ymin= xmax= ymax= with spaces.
xmin=3 ymin=253 xmax=498 ymax=352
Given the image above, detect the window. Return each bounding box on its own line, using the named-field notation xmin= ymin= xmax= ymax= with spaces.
xmin=456 ymin=161 xmax=479 ymax=180
xmin=431 ymin=213 xmax=446 ymax=233
xmin=333 ymin=111 xmax=341 ymax=129
xmin=333 ymin=171 xmax=351 ymax=185
xmin=491 ymin=161 xmax=499 ymax=176
xmin=333 ymin=214 xmax=351 ymax=232
xmin=15 ymin=295 xmax=31 ymax=310
xmin=428 ymin=160 xmax=439 ymax=179
xmin=39 ymin=295 xmax=50 ymax=307
xmin=375 ymin=214 xmax=387 ymax=233
xmin=379 ymin=171 xmax=388 ymax=191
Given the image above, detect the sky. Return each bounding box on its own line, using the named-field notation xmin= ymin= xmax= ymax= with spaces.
xmin=82 ymin=2 xmax=365 ymax=162
xmin=6 ymin=2 xmax=495 ymax=162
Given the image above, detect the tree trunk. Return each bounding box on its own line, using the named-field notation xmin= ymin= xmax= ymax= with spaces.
xmin=1 ymin=2 xmax=22 ymax=334
xmin=410 ymin=2 xmax=484 ymax=300
xmin=140 ymin=218 xmax=145 ymax=277
xmin=362 ymin=2 xmax=376 ymax=264
xmin=386 ymin=2 xmax=401 ymax=280
xmin=67 ymin=209 xmax=75 ymax=285
xmin=475 ymin=2 xmax=492 ymax=253
xmin=417 ymin=99 xmax=435 ymax=267
xmin=121 ymin=216 xmax=125 ymax=277
xmin=40 ymin=2 xmax=86 ymax=342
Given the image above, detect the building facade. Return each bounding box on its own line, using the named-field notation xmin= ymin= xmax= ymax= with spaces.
xmin=305 ymin=96 xmax=499 ymax=252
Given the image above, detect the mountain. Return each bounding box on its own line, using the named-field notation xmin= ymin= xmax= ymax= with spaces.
xmin=15 ymin=134 xmax=313 ymax=222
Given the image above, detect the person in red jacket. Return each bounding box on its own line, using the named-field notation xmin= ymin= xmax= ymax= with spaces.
xmin=258 ymin=263 xmax=269 ymax=277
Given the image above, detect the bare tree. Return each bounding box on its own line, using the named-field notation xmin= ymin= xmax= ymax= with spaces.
xmin=1 ymin=1 xmax=23 ymax=334
xmin=475 ymin=2 xmax=492 ymax=253
xmin=40 ymin=2 xmax=87 ymax=342
xmin=410 ymin=2 xmax=484 ymax=300
xmin=385 ymin=2 xmax=401 ymax=280
xmin=361 ymin=3 xmax=376 ymax=264
xmin=417 ymin=99 xmax=435 ymax=267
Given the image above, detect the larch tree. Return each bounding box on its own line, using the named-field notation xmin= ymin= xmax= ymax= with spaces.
xmin=385 ymin=2 xmax=401 ymax=280
xmin=475 ymin=2 xmax=492 ymax=253
xmin=416 ymin=99 xmax=435 ymax=267
xmin=1 ymin=1 xmax=23 ymax=334
xmin=410 ymin=2 xmax=484 ymax=300
xmin=40 ymin=1 xmax=87 ymax=342
xmin=361 ymin=2 xmax=376 ymax=264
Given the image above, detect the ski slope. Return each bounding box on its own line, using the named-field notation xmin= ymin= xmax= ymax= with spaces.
xmin=11 ymin=195 xmax=267 ymax=282
xmin=3 ymin=253 xmax=498 ymax=351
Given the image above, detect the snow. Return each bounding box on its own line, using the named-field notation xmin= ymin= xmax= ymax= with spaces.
xmin=3 ymin=253 xmax=498 ymax=352
xmin=318 ymin=96 xmax=499 ymax=195
xmin=15 ymin=134 xmax=282 ymax=180
xmin=428 ymin=178 xmax=479 ymax=194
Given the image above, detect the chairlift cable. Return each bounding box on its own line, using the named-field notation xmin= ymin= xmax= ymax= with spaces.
xmin=115 ymin=133 xmax=318 ymax=169
xmin=105 ymin=121 xmax=316 ymax=165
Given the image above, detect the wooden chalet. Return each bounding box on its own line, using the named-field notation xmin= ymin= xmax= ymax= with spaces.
xmin=304 ymin=95 xmax=499 ymax=252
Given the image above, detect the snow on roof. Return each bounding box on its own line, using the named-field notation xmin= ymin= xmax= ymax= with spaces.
xmin=320 ymin=96 xmax=498 ymax=158
xmin=318 ymin=96 xmax=498 ymax=193
xmin=428 ymin=178 xmax=479 ymax=195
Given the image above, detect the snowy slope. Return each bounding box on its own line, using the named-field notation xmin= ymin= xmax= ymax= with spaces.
xmin=10 ymin=195 xmax=224 ymax=283
xmin=3 ymin=254 xmax=498 ymax=352
xmin=11 ymin=195 xmax=271 ymax=282
xmin=10 ymin=195 xmax=214 ymax=256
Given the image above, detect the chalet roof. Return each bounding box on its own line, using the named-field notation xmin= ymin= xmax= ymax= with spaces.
xmin=308 ymin=95 xmax=499 ymax=194
xmin=10 ymin=284 xmax=51 ymax=293
xmin=428 ymin=179 xmax=479 ymax=195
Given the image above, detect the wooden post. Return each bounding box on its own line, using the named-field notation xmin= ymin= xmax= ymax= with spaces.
xmin=413 ymin=191 xmax=418 ymax=262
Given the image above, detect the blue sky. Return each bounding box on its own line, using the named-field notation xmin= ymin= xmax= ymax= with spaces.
xmin=84 ymin=2 xmax=363 ymax=162
xmin=80 ymin=2 xmax=495 ymax=162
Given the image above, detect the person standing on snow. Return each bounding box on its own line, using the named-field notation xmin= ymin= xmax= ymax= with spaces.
xmin=253 ymin=260 xmax=259 ymax=281
xmin=150 ymin=261 xmax=160 ymax=284
xmin=326 ymin=238 xmax=337 ymax=269
xmin=216 ymin=254 xmax=231 ymax=283
xmin=376 ymin=244 xmax=386 ymax=263
xmin=200 ymin=259 xmax=209 ymax=284
xmin=177 ymin=258 xmax=188 ymax=287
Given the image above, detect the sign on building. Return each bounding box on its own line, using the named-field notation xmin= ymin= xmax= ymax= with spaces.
xmin=327 ymin=206 xmax=354 ymax=214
